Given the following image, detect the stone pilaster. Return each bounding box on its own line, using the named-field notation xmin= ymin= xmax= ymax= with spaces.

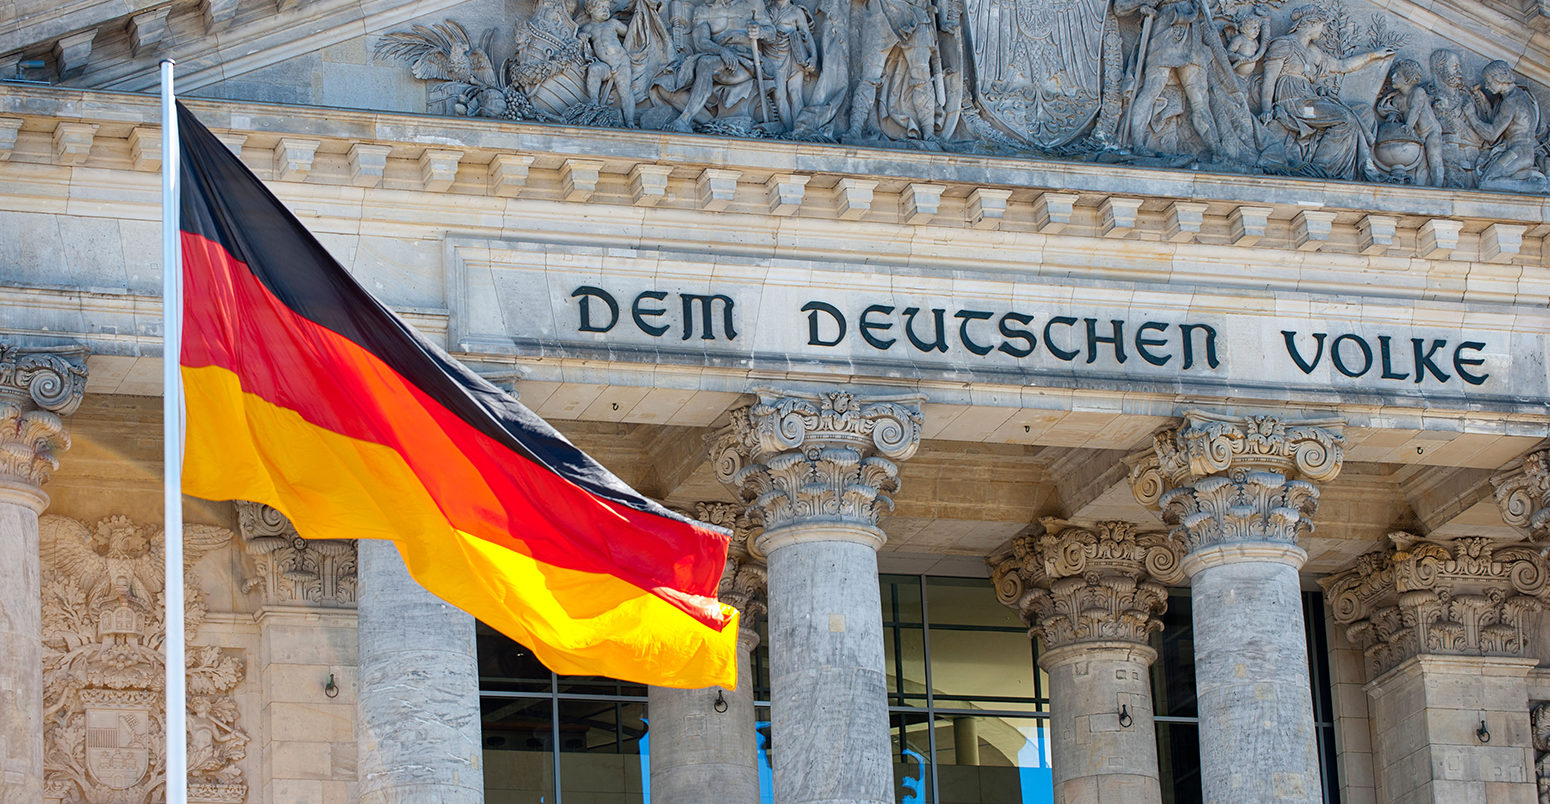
xmin=1494 ymin=449 xmax=1550 ymax=543
xmin=1129 ymin=412 xmax=1344 ymax=804
xmin=237 ymin=503 xmax=359 ymax=803
xmin=1323 ymin=533 xmax=1550 ymax=803
xmin=989 ymin=520 xmax=1182 ymax=804
xmin=0 ymin=344 xmax=85 ymax=803
xmin=708 ymin=390 xmax=922 ymax=804
xmin=356 ymin=539 xmax=482 ymax=804
xmin=648 ymin=501 xmax=765 ymax=804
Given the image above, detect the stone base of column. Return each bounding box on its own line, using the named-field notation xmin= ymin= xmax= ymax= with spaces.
xmin=1187 ymin=543 xmax=1321 ymax=804
xmin=763 ymin=527 xmax=892 ymax=804
xmin=1365 ymin=655 xmax=1537 ymax=804
xmin=1040 ymin=641 xmax=1161 ymax=804
xmin=356 ymin=539 xmax=483 ymax=804
xmin=648 ymin=628 xmax=760 ymax=804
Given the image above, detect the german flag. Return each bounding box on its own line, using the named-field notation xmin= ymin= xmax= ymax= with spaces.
xmin=175 ymin=103 xmax=739 ymax=688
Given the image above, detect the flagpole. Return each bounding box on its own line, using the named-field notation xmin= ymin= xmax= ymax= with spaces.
xmin=160 ymin=57 xmax=188 ymax=804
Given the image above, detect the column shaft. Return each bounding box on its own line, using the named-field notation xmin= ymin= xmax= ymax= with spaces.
xmin=0 ymin=486 xmax=45 ymax=802
xmin=647 ymin=629 xmax=760 ymax=803
xmin=357 ymin=539 xmax=483 ymax=804
xmin=767 ymin=532 xmax=892 ymax=804
xmin=1043 ymin=643 xmax=1161 ymax=804
xmin=1190 ymin=550 xmax=1319 ymax=804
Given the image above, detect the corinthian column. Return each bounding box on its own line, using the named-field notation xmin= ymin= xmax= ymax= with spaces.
xmin=648 ymin=502 xmax=765 ymax=804
xmin=356 ymin=539 xmax=483 ymax=803
xmin=989 ymin=521 xmax=1182 ymax=804
xmin=0 ymin=344 xmax=86 ymax=802
xmin=1494 ymin=448 xmax=1550 ymax=543
xmin=1129 ymin=413 xmax=1344 ymax=804
xmin=709 ymin=390 xmax=923 ymax=804
xmin=1323 ymin=532 xmax=1550 ymax=803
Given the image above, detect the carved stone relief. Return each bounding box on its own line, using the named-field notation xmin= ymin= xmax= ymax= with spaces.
xmin=235 ymin=501 xmax=357 ymax=608
xmin=39 ymin=515 xmax=249 ymax=804
xmin=1494 ymin=449 xmax=1550 ymax=543
xmin=380 ymin=0 xmax=1550 ymax=192
xmin=1320 ymin=531 xmax=1550 ymax=678
xmin=691 ymin=501 xmax=768 ymax=620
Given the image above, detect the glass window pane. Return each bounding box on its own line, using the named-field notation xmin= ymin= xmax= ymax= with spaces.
xmin=925 ymin=577 xmax=1025 ymax=629
xmin=1157 ymin=722 xmax=1202 ymax=804
xmin=1151 ymin=592 xmax=1197 ymax=718
xmin=927 ymin=630 xmax=1041 ymax=711
xmin=755 ymin=705 xmax=774 ymax=801
xmin=892 ymin=711 xmax=933 ymax=804
xmin=482 ymin=696 xmax=557 ymax=802
xmin=559 ymin=701 xmax=646 ymax=801
xmin=885 ymin=626 xmax=928 ymax=707
xmin=934 ymin=715 xmax=1053 ymax=804
xmin=882 ymin=575 xmax=925 ymax=625
xmin=477 ymin=624 xmax=552 ymax=693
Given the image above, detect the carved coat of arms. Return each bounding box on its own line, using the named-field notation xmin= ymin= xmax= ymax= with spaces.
xmin=962 ymin=0 xmax=1108 ymax=147
xmin=39 ymin=515 xmax=249 ymax=804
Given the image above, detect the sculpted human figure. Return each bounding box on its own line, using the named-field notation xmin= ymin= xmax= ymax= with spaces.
xmin=654 ymin=0 xmax=772 ymax=131
xmin=1374 ymin=58 xmax=1444 ymax=185
xmin=578 ymin=0 xmax=638 ymax=126
xmin=1115 ymin=0 xmax=1223 ymax=158
xmin=1224 ymin=9 xmax=1268 ymax=78
xmin=1427 ymin=49 xmax=1488 ymax=187
xmin=1469 ymin=59 xmax=1550 ymax=192
xmin=763 ymin=0 xmax=815 ymax=129
xmin=847 ymin=0 xmax=941 ymax=141
xmin=1259 ymin=4 xmax=1393 ymax=179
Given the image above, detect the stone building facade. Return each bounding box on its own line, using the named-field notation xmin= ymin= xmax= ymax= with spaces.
xmin=3 ymin=0 xmax=1550 ymax=800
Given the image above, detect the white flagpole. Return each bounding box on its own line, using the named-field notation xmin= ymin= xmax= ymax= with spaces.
xmin=160 ymin=57 xmax=188 ymax=804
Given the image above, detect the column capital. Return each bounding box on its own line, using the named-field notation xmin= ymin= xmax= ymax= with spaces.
xmin=707 ymin=390 xmax=923 ymax=547
xmin=1493 ymin=448 xmax=1550 ymax=542
xmin=988 ymin=520 xmax=1182 ymax=652
xmin=235 ymin=501 xmax=358 ymax=608
xmin=689 ymin=501 xmax=767 ymax=621
xmin=1321 ymin=532 xmax=1550 ymax=680
xmin=1128 ymin=412 xmax=1345 ymax=559
xmin=0 ymin=344 xmax=88 ymax=494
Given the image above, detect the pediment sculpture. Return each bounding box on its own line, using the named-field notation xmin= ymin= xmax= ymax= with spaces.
xmin=381 ymin=0 xmax=1550 ymax=192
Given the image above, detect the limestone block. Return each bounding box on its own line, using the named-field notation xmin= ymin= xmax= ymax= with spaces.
xmin=53 ymin=30 xmax=95 ymax=80
xmin=765 ymin=173 xmax=809 ymax=216
xmin=128 ymin=127 xmax=161 ymax=171
xmin=51 ymin=122 xmax=97 ymax=165
xmin=418 ymin=148 xmax=463 ymax=192
xmin=201 ymin=0 xmax=240 ymax=31
xmin=902 ymin=183 xmax=943 ymax=224
xmin=1229 ymin=205 xmax=1272 ymax=245
xmin=1480 ymin=223 xmax=1525 ymax=263
xmin=836 ymin=178 xmax=876 ymax=220
xmin=1293 ymin=209 xmax=1336 ymax=251
xmin=1418 ymin=219 xmax=1463 ymax=258
xmin=127 ymin=7 xmax=171 ymax=56
xmin=698 ymin=168 xmax=740 ymax=211
xmin=1166 ymin=201 xmax=1208 ymax=242
xmin=1034 ymin=192 xmax=1078 ymax=233
xmin=1099 ymin=196 xmax=1142 ymax=238
xmin=629 ymin=163 xmax=673 ymax=206
xmin=967 ymin=187 xmax=1012 ymax=229
xmin=0 ymin=118 xmax=19 ymax=161
xmin=273 ymin=138 xmax=320 ymax=182
xmin=1358 ymin=215 xmax=1397 ymax=255
xmin=486 ymin=153 xmax=533 ymax=197
xmin=215 ymin=131 xmax=248 ymax=157
xmin=348 ymin=143 xmax=391 ymax=187
xmin=561 ymin=158 xmax=604 ymax=202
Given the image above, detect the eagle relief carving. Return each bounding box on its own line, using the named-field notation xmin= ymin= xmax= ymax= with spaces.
xmin=39 ymin=515 xmax=249 ymax=804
